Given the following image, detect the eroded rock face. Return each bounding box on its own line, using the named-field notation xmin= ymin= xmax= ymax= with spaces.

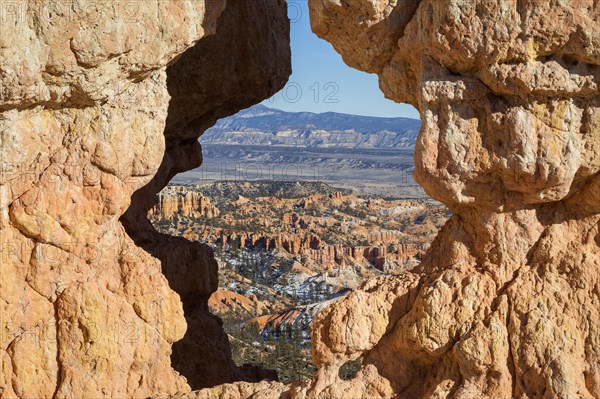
xmin=5 ymin=0 xmax=599 ymax=397
xmin=149 ymin=187 xmax=220 ymax=220
xmin=195 ymin=1 xmax=600 ymax=398
xmin=295 ymin=1 xmax=600 ymax=398
xmin=0 ymin=0 xmax=290 ymax=397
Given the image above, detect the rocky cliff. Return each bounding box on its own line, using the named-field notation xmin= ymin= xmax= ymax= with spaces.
xmin=4 ymin=0 xmax=600 ymax=398
xmin=298 ymin=1 xmax=600 ymax=398
xmin=196 ymin=0 xmax=600 ymax=398
xmin=0 ymin=1 xmax=290 ymax=397
xmin=149 ymin=186 xmax=219 ymax=220
xmin=202 ymin=104 xmax=421 ymax=149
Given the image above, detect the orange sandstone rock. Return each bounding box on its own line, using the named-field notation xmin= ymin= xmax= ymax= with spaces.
xmin=195 ymin=1 xmax=600 ymax=398
xmin=150 ymin=186 xmax=220 ymax=220
xmin=0 ymin=0 xmax=290 ymax=397
xmin=288 ymin=1 xmax=600 ymax=398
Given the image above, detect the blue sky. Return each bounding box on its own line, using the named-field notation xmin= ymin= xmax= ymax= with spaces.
xmin=262 ymin=1 xmax=419 ymax=119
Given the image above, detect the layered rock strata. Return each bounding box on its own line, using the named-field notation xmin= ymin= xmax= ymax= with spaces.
xmin=0 ymin=0 xmax=290 ymax=397
xmin=197 ymin=0 xmax=600 ymax=398
xmin=149 ymin=186 xmax=220 ymax=220
xmin=149 ymin=188 xmax=438 ymax=275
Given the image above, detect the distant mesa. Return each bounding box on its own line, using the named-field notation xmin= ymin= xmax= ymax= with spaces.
xmin=201 ymin=104 xmax=421 ymax=149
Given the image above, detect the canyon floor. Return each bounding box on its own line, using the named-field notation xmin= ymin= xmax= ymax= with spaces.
xmin=149 ymin=180 xmax=449 ymax=382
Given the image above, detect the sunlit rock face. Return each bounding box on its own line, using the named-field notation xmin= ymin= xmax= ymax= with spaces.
xmin=0 ymin=0 xmax=290 ymax=397
xmin=195 ymin=1 xmax=600 ymax=398
xmin=291 ymin=1 xmax=600 ymax=398
xmin=4 ymin=0 xmax=599 ymax=397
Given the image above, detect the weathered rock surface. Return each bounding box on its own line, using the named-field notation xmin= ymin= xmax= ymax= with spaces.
xmin=289 ymin=1 xmax=600 ymax=398
xmin=194 ymin=0 xmax=600 ymax=398
xmin=208 ymin=288 xmax=268 ymax=316
xmin=0 ymin=0 xmax=290 ymax=397
xmin=149 ymin=186 xmax=220 ymax=220
xmin=5 ymin=0 xmax=600 ymax=397
xmin=243 ymin=290 xmax=349 ymax=337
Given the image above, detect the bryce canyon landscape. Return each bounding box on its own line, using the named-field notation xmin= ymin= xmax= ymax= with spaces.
xmin=1 ymin=1 xmax=600 ymax=399
xmin=148 ymin=182 xmax=448 ymax=381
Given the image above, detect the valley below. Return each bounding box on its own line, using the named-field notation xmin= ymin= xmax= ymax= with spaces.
xmin=149 ymin=181 xmax=449 ymax=382
xmin=174 ymin=105 xmax=427 ymax=199
xmin=150 ymin=105 xmax=447 ymax=382
xmin=176 ymin=144 xmax=426 ymax=199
